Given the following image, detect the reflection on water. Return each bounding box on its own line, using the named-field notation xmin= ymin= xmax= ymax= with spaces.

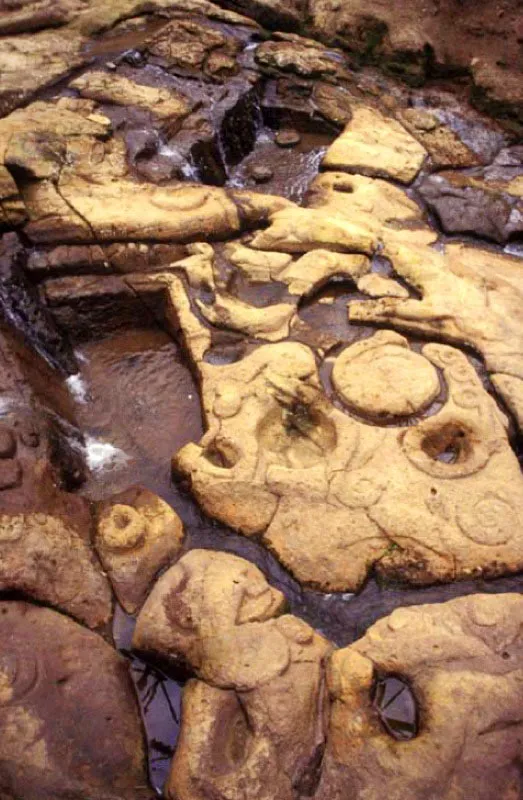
xmin=227 ymin=127 xmax=329 ymax=204
xmin=66 ymin=321 xmax=523 ymax=798
xmin=373 ymin=674 xmax=418 ymax=741
xmin=71 ymin=327 xmax=203 ymax=506
xmin=113 ymin=604 xmax=184 ymax=795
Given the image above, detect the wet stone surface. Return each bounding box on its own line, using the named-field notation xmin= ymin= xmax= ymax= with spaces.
xmin=0 ymin=2 xmax=522 ymax=799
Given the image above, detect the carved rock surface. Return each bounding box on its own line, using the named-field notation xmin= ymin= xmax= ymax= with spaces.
xmin=0 ymin=510 xmax=112 ymax=628
xmin=350 ymin=242 xmax=523 ymax=389
xmin=1 ymin=6 xmax=523 ymax=800
xmin=175 ymin=339 xmax=523 ymax=591
xmin=133 ymin=550 xmax=331 ymax=800
xmin=134 ymin=550 xmax=523 ymax=800
xmin=317 ymin=592 xmax=523 ymax=800
xmin=0 ymin=601 xmax=149 ymax=800
xmin=0 ymin=407 xmax=111 ymax=628
xmin=96 ymin=486 xmax=184 ymax=614
xmin=332 ymin=331 xmax=440 ymax=418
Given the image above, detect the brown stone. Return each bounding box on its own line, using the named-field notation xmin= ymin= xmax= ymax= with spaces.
xmin=397 ymin=107 xmax=482 ymax=169
xmin=471 ymin=60 xmax=523 ymax=129
xmin=0 ymin=509 xmax=112 ymax=627
xmin=0 ymin=601 xmax=149 ymax=800
xmin=212 ymin=0 xmax=306 ymax=30
xmin=0 ymin=30 xmax=86 ymax=116
xmin=0 ymin=425 xmax=16 ymax=458
xmin=316 ymin=593 xmax=523 ymax=800
xmin=0 ymin=165 xmax=26 ymax=226
xmin=73 ymin=0 xmax=259 ymax=36
xmin=309 ymin=0 xmax=523 ymax=114
xmin=145 ymin=17 xmax=241 ymax=80
xmin=275 ymin=129 xmax=302 ymax=148
xmin=0 ymin=0 xmax=83 ymax=36
xmin=249 ymin=164 xmax=274 ymax=183
xmin=0 ymin=404 xmax=111 ymax=629
xmin=418 ymin=158 xmax=523 ymax=243
xmin=174 ymin=335 xmax=523 ymax=591
xmin=133 ymin=549 xmax=331 ymax=800
xmin=96 ymin=486 xmax=184 ymax=614
xmin=312 ymin=81 xmax=354 ymax=126
xmin=255 ymin=39 xmax=341 ymax=80
xmin=0 ymin=458 xmax=22 ymax=489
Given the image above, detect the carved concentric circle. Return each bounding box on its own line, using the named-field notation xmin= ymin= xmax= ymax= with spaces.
xmin=331 ymin=471 xmax=385 ymax=508
xmin=457 ymin=492 xmax=518 ymax=546
xmin=98 ymin=504 xmax=146 ymax=552
xmin=452 ymin=386 xmax=481 ymax=409
xmin=332 ymin=338 xmax=440 ymax=418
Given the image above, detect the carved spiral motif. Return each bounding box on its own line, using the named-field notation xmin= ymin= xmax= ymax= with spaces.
xmin=427 ymin=346 xmax=461 ymax=368
xmin=98 ymin=504 xmax=146 ymax=552
xmin=448 ymin=362 xmax=475 ymax=383
xmin=457 ymin=492 xmax=518 ymax=546
xmin=332 ymin=472 xmax=385 ymax=508
xmin=452 ymin=386 xmax=480 ymax=409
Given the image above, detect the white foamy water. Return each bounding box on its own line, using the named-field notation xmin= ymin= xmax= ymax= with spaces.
xmin=84 ymin=435 xmax=129 ymax=473
xmin=66 ymin=373 xmax=89 ymax=404
xmin=158 ymin=144 xmax=179 ymax=159
xmin=181 ymin=161 xmax=200 ymax=181
xmin=75 ymin=350 xmax=89 ymax=365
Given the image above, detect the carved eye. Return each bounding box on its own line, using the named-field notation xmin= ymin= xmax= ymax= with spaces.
xmin=372 ymin=674 xmax=418 ymax=741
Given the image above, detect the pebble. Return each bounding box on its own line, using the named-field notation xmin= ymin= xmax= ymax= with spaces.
xmin=275 ymin=129 xmax=301 ymax=148
xmin=249 ymin=164 xmax=274 ymax=183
